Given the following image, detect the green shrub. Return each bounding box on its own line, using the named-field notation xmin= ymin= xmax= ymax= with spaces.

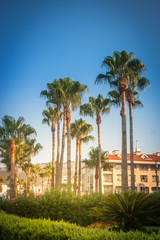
xmin=0 ymin=189 xmax=104 ymax=226
xmin=91 ymin=191 xmax=160 ymax=231
xmin=0 ymin=210 xmax=160 ymax=240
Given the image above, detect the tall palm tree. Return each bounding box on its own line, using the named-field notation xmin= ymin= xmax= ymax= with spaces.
xmin=83 ymin=147 xmax=112 ymax=192
xmin=126 ymin=79 xmax=150 ymax=191
xmin=108 ymin=87 xmax=148 ymax=191
xmin=0 ymin=115 xmax=27 ymax=199
xmin=80 ymin=94 xmax=110 ymax=193
xmin=62 ymin=78 xmax=88 ymax=189
xmin=42 ymin=106 xmax=59 ymax=188
xmin=95 ymin=50 xmax=143 ymax=191
xmin=71 ymin=118 xmax=94 ymax=195
xmin=41 ymin=80 xmax=64 ymax=187
xmin=41 ymin=78 xmax=88 ymax=188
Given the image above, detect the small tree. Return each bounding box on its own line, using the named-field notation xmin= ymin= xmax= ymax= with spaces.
xmin=83 ymin=147 xmax=112 ymax=192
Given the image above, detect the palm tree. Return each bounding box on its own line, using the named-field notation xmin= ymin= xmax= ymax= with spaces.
xmin=83 ymin=147 xmax=112 ymax=192
xmin=41 ymin=78 xmax=88 ymax=189
xmin=39 ymin=168 xmax=47 ymax=194
xmin=95 ymin=50 xmax=144 ymax=191
xmin=108 ymin=87 xmax=148 ymax=191
xmin=41 ymin=80 xmax=66 ymax=187
xmin=33 ymin=163 xmax=41 ymax=194
xmin=44 ymin=162 xmax=52 ymax=190
xmin=0 ymin=115 xmax=26 ymax=199
xmin=17 ymin=178 xmax=25 ymax=194
xmin=24 ymin=138 xmax=42 ymax=195
xmin=42 ymin=106 xmax=59 ymax=188
xmin=0 ymin=175 xmax=5 ymax=193
xmin=62 ymin=78 xmax=88 ymax=189
xmin=71 ymin=118 xmax=94 ymax=195
xmin=80 ymin=94 xmax=110 ymax=193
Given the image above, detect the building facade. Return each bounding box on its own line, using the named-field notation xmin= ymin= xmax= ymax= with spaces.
xmin=82 ymin=150 xmax=160 ymax=194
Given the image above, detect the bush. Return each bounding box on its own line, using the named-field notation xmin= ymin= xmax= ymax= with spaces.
xmin=0 ymin=189 xmax=104 ymax=226
xmin=91 ymin=191 xmax=160 ymax=231
xmin=1 ymin=210 xmax=160 ymax=240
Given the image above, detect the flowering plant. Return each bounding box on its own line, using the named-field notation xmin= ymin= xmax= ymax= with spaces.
xmin=86 ymin=221 xmax=118 ymax=230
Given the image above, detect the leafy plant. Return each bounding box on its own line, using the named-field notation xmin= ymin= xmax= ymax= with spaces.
xmin=91 ymin=191 xmax=159 ymax=231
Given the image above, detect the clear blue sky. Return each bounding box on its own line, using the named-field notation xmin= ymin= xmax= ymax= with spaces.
xmin=0 ymin=0 xmax=160 ymax=164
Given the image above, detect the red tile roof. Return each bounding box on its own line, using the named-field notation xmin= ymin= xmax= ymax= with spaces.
xmin=106 ymin=153 xmax=160 ymax=163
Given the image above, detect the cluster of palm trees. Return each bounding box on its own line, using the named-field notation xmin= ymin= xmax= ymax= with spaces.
xmin=0 ymin=50 xmax=150 ymax=197
xmin=95 ymin=50 xmax=150 ymax=191
xmin=0 ymin=116 xmax=43 ymax=198
xmin=40 ymin=51 xmax=150 ymax=193
xmin=41 ymin=78 xmax=88 ymax=191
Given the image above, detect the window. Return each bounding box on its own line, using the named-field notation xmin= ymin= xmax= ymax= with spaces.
xmin=103 ymin=174 xmax=112 ymax=182
xmin=115 ymin=186 xmax=122 ymax=193
xmin=117 ymin=174 xmax=121 ymax=181
xmin=139 ymin=165 xmax=148 ymax=171
xmin=152 ymin=187 xmax=160 ymax=192
xmin=104 ymin=185 xmax=113 ymax=193
xmin=152 ymin=175 xmax=159 ymax=182
xmin=90 ymin=175 xmax=93 ymax=183
xmin=128 ymin=165 xmax=131 ymax=170
xmin=129 ymin=175 xmax=136 ymax=182
xmin=151 ymin=165 xmax=156 ymax=171
xmin=134 ymin=164 xmax=139 ymax=169
xmin=140 ymin=175 xmax=148 ymax=182
xmin=115 ymin=164 xmax=121 ymax=169
xmin=145 ymin=187 xmax=149 ymax=194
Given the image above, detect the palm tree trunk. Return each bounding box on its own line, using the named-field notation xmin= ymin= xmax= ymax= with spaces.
xmin=26 ymin=170 xmax=29 ymax=193
xmin=35 ymin=173 xmax=38 ymax=194
xmin=27 ymin=157 xmax=31 ymax=195
xmin=59 ymin=106 xmax=66 ymax=187
xmin=74 ymin=138 xmax=79 ymax=195
xmin=121 ymin=90 xmax=128 ymax=191
xmin=78 ymin=140 xmax=82 ymax=195
xmin=67 ymin=107 xmax=71 ymax=188
xmin=42 ymin=177 xmax=44 ymax=193
xmin=10 ymin=140 xmax=15 ymax=199
xmin=96 ymin=114 xmax=102 ymax=193
xmin=51 ymin=123 xmax=55 ymax=188
xmin=95 ymin=167 xmax=98 ymax=192
xmin=32 ymin=174 xmax=34 ymax=191
xmin=14 ymin=164 xmax=17 ymax=197
xmin=56 ymin=106 xmax=61 ymax=187
xmin=129 ymin=103 xmax=135 ymax=191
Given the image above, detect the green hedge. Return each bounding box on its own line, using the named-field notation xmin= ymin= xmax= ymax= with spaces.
xmin=0 ymin=210 xmax=160 ymax=240
xmin=0 ymin=190 xmax=104 ymax=226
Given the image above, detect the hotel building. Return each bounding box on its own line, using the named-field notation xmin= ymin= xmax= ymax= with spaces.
xmin=82 ymin=148 xmax=160 ymax=194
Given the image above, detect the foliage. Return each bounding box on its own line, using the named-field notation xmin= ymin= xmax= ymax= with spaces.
xmin=86 ymin=221 xmax=119 ymax=231
xmin=91 ymin=191 xmax=160 ymax=231
xmin=0 ymin=190 xmax=104 ymax=226
xmin=82 ymin=147 xmax=112 ymax=170
xmin=0 ymin=175 xmax=5 ymax=193
xmin=1 ymin=210 xmax=160 ymax=240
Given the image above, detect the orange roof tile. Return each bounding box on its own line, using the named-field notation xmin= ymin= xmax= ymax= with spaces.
xmin=106 ymin=153 xmax=160 ymax=163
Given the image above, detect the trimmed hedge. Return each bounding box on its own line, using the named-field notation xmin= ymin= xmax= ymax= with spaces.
xmin=0 ymin=210 xmax=160 ymax=240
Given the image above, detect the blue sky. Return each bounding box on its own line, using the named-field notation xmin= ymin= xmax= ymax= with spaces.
xmin=0 ymin=0 xmax=160 ymax=164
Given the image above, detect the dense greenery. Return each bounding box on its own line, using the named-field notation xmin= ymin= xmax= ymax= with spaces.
xmin=91 ymin=191 xmax=160 ymax=231
xmin=1 ymin=210 xmax=160 ymax=240
xmin=0 ymin=190 xmax=160 ymax=232
xmin=0 ymin=190 xmax=104 ymax=226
